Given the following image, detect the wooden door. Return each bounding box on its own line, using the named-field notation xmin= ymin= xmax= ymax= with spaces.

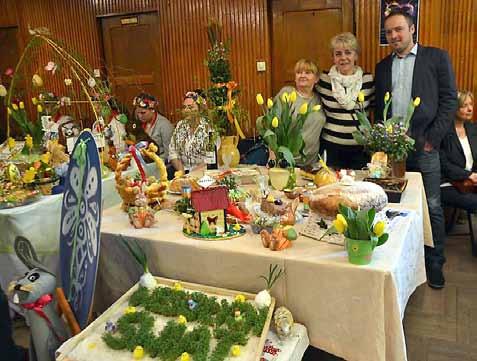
xmin=101 ymin=12 xmax=162 ymax=115
xmin=0 ymin=26 xmax=20 ymax=142
xmin=271 ymin=0 xmax=354 ymax=93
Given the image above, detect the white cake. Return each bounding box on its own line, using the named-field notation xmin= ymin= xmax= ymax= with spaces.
xmin=309 ymin=181 xmax=388 ymax=218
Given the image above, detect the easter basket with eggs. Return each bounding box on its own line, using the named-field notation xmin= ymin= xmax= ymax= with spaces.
xmin=115 ymin=143 xmax=168 ymax=211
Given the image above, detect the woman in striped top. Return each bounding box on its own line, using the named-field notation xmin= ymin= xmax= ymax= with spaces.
xmin=316 ymin=32 xmax=374 ymax=170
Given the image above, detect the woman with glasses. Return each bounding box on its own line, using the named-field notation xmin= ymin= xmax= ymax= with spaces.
xmin=169 ymin=90 xmax=211 ymax=172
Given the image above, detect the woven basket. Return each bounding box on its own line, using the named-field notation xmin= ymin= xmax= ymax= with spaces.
xmin=115 ymin=144 xmax=168 ymax=211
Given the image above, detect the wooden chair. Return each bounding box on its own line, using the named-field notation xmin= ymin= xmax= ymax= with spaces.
xmin=444 ymin=207 xmax=477 ymax=257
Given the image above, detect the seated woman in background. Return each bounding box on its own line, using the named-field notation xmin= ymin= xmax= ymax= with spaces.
xmin=132 ymin=93 xmax=173 ymax=161
xmin=169 ymin=91 xmax=211 ymax=172
xmin=264 ymin=58 xmax=326 ymax=167
xmin=440 ymin=90 xmax=477 ymax=210
xmin=316 ymin=32 xmax=374 ymax=170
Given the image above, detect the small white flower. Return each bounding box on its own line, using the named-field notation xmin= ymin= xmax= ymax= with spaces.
xmin=87 ymin=77 xmax=96 ymax=88
xmin=45 ymin=61 xmax=58 ymax=74
xmin=60 ymin=97 xmax=71 ymax=106
xmin=64 ymin=78 xmax=72 ymax=86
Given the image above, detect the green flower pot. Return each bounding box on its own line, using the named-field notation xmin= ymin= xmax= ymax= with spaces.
xmin=345 ymin=238 xmax=375 ymax=265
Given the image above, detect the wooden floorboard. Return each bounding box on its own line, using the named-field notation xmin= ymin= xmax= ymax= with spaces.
xmin=403 ymin=223 xmax=477 ymax=361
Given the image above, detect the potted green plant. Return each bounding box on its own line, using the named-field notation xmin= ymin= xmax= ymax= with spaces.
xmin=320 ymin=204 xmax=389 ymax=265
xmin=352 ymin=92 xmax=420 ymax=178
xmin=256 ymin=91 xmax=321 ymax=189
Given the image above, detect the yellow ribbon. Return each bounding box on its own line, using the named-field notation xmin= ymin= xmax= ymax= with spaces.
xmin=215 ymin=81 xmax=245 ymax=139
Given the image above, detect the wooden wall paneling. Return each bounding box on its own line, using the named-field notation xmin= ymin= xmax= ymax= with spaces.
xmin=1 ymin=0 xmax=271 ymax=135
xmin=93 ymin=0 xmax=157 ymax=16
xmin=441 ymin=0 xmax=476 ymax=94
xmin=0 ymin=0 xmax=18 ymax=27
xmin=3 ymin=0 xmax=474 ymax=137
xmin=271 ymin=0 xmax=354 ymax=93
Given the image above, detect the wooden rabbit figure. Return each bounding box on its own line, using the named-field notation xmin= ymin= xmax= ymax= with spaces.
xmin=8 ymin=236 xmax=69 ymax=361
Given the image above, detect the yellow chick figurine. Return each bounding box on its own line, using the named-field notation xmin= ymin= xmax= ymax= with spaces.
xmin=235 ymin=294 xmax=246 ymax=303
xmin=124 ymin=306 xmax=136 ymax=314
xmin=233 ymin=224 xmax=241 ymax=232
xmin=173 ymin=282 xmax=183 ymax=291
xmin=133 ymin=346 xmax=144 ymax=360
xmin=22 ymin=167 xmax=37 ymax=184
xmin=231 ymin=345 xmax=241 ymax=357
xmin=177 ymin=315 xmax=187 ymax=325
xmin=180 ymin=352 xmax=190 ymax=361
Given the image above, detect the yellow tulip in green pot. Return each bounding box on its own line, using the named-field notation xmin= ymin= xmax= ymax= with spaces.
xmin=320 ymin=204 xmax=389 ymax=265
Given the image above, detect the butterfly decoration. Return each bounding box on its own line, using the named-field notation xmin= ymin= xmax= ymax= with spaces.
xmin=384 ymin=1 xmax=415 ymax=17
xmin=207 ymin=215 xmax=218 ymax=225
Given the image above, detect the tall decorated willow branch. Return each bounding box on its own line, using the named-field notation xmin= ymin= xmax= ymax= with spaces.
xmin=2 ymin=28 xmax=112 ymax=141
xmin=352 ymin=91 xmax=420 ymax=162
xmin=205 ymin=20 xmax=247 ymax=138
xmin=256 ymin=91 xmax=321 ymax=167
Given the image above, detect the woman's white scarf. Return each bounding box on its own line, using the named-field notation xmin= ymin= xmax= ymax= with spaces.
xmin=328 ymin=65 xmax=363 ymax=110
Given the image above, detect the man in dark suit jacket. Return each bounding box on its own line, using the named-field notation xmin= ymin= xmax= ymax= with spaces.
xmin=375 ymin=8 xmax=457 ymax=289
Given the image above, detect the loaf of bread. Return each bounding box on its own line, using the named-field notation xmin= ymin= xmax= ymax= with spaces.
xmin=169 ymin=176 xmax=201 ymax=193
xmin=310 ymin=181 xmax=388 ymax=218
xmin=260 ymin=198 xmax=289 ymax=216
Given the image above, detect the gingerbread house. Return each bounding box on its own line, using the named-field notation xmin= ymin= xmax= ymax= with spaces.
xmin=186 ymin=186 xmax=230 ymax=235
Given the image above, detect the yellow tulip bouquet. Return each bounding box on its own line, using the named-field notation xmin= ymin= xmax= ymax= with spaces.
xmin=7 ymin=99 xmax=44 ymax=150
xmin=320 ymin=204 xmax=388 ymax=247
xmin=256 ymin=91 xmax=321 ymax=167
xmin=352 ymin=92 xmax=419 ymax=162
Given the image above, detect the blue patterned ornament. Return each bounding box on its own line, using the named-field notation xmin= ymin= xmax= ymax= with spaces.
xmin=60 ymin=130 xmax=102 ymax=329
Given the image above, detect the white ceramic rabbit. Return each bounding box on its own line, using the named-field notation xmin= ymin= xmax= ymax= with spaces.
xmin=8 ymin=236 xmax=69 ymax=361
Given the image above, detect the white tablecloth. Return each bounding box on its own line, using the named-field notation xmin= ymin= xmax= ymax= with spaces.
xmin=96 ymin=172 xmax=429 ymax=361
xmin=0 ymin=163 xmax=159 ymax=294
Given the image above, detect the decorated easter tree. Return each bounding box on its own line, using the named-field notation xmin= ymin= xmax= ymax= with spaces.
xmin=205 ymin=20 xmax=247 ymax=139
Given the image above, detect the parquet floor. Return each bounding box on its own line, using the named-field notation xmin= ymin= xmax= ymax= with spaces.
xmin=403 ymin=224 xmax=477 ymax=361
xmin=12 ymin=224 xmax=477 ymax=361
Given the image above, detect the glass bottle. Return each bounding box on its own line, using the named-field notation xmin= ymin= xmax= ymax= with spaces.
xmin=205 ymin=131 xmax=218 ymax=170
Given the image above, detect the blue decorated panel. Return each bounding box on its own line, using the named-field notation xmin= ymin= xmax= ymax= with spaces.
xmin=60 ymin=130 xmax=102 ymax=329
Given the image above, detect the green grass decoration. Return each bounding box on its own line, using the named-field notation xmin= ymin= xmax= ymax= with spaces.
xmin=103 ymin=285 xmax=269 ymax=361
xmin=259 ymin=264 xmax=284 ymax=290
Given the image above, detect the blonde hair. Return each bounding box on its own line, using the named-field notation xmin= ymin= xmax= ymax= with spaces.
xmin=457 ymin=90 xmax=474 ymax=108
xmin=330 ymin=32 xmax=360 ymax=54
xmin=294 ymin=59 xmax=319 ymax=76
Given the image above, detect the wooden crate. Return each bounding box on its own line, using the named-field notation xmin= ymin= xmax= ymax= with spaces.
xmin=56 ymin=276 xmax=275 ymax=361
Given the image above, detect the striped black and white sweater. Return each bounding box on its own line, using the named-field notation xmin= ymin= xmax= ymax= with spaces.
xmin=317 ymin=71 xmax=374 ymax=147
